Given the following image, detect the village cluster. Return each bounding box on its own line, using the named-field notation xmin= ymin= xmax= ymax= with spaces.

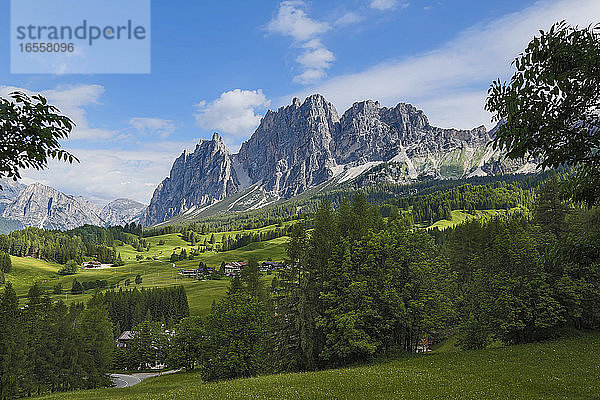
xmin=178 ymin=260 xmax=286 ymax=279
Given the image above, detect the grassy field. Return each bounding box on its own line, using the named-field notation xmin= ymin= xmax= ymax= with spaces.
xmin=5 ymin=229 xmax=287 ymax=315
xmin=426 ymin=209 xmax=507 ymax=230
xmin=35 ymin=332 xmax=600 ymax=400
xmin=116 ymin=222 xmax=294 ymax=264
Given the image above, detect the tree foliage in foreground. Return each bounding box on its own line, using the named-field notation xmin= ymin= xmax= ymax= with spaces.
xmin=0 ymin=92 xmax=77 ymax=183
xmin=486 ymin=21 xmax=600 ymax=206
xmin=0 ymin=285 xmax=113 ymax=398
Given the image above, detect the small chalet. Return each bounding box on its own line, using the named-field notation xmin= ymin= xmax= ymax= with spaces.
xmin=82 ymin=261 xmax=101 ymax=268
xmin=117 ymin=331 xmax=134 ymax=348
xmin=260 ymin=261 xmax=285 ymax=272
xmin=179 ymin=269 xmax=199 ymax=278
xmin=224 ymin=261 xmax=247 ymax=276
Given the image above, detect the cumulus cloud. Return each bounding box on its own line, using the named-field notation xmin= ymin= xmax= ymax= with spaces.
xmin=267 ymin=1 xmax=335 ymax=85
xmin=293 ymin=39 xmax=336 ymax=84
xmin=266 ymin=0 xmax=329 ymax=41
xmin=194 ymin=89 xmax=270 ymax=137
xmin=0 ymin=84 xmax=114 ymax=140
xmin=130 ymin=117 xmax=176 ymax=138
xmin=288 ymin=0 xmax=600 ymax=129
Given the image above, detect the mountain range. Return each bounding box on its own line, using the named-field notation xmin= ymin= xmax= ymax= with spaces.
xmin=141 ymin=94 xmax=532 ymax=226
xmin=0 ymin=94 xmax=534 ymax=231
xmin=0 ymin=179 xmax=145 ymax=232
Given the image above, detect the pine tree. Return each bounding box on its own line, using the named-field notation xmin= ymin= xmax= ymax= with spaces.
xmin=242 ymin=258 xmax=265 ymax=301
xmin=0 ymin=282 xmax=24 ymax=398
xmin=0 ymin=252 xmax=11 ymax=273
xmin=71 ymin=279 xmax=84 ymax=295
xmin=228 ymin=275 xmax=243 ymax=295
xmin=534 ymin=175 xmax=568 ymax=238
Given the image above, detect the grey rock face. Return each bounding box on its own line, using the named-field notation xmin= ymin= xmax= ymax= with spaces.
xmin=100 ymin=198 xmax=146 ymax=227
xmin=238 ymin=94 xmax=339 ymax=197
xmin=141 ymin=133 xmax=239 ymax=226
xmin=2 ymin=182 xmax=104 ymax=230
xmin=0 ymin=178 xmax=26 ymax=214
xmin=143 ymin=95 xmax=522 ymax=226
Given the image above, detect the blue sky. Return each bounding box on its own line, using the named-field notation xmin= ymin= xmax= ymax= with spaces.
xmin=1 ymin=0 xmax=598 ymax=204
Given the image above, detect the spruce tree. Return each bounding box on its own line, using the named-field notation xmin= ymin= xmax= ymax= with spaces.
xmin=71 ymin=279 xmax=84 ymax=295
xmin=534 ymin=175 xmax=568 ymax=238
xmin=0 ymin=282 xmax=24 ymax=398
xmin=0 ymin=252 xmax=11 ymax=273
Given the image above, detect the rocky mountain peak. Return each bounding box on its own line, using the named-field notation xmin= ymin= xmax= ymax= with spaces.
xmin=141 ymin=135 xmax=239 ymax=226
xmin=237 ymin=95 xmax=339 ymax=198
xmin=0 ymin=178 xmax=26 ymax=214
xmin=2 ymin=182 xmax=104 ymax=230
xmin=142 ymin=94 xmax=523 ymax=226
xmin=100 ymin=198 xmax=146 ymax=227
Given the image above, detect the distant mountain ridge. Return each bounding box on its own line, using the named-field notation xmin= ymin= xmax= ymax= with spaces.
xmin=142 ymin=94 xmax=530 ymax=226
xmin=0 ymin=181 xmax=146 ymax=231
xmin=0 ymin=178 xmax=26 ymax=214
xmin=99 ymin=198 xmax=146 ymax=227
xmin=2 ymin=183 xmax=104 ymax=230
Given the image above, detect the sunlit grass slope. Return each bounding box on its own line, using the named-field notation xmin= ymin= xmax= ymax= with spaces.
xmin=36 ymin=332 xmax=600 ymax=400
xmin=5 ymin=230 xmax=286 ymax=315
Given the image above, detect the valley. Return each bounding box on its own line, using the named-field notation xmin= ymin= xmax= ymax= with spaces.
xmin=5 ymin=224 xmax=290 ymax=315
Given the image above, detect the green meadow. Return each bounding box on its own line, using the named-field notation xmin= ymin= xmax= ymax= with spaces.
xmin=116 ymin=222 xmax=295 ymax=263
xmin=35 ymin=332 xmax=600 ymax=400
xmin=5 ymin=228 xmax=287 ymax=315
xmin=425 ymin=208 xmax=525 ymax=230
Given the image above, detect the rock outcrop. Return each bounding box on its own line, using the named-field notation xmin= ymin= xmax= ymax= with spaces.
xmin=142 ymin=94 xmax=522 ymax=226
xmin=2 ymin=182 xmax=104 ymax=230
xmin=141 ymin=133 xmax=239 ymax=226
xmin=100 ymin=198 xmax=146 ymax=227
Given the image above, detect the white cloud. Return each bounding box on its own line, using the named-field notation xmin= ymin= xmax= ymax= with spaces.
xmin=20 ymin=140 xmax=195 ymax=205
xmin=130 ymin=117 xmax=176 ymax=138
xmin=294 ymin=69 xmax=327 ymax=85
xmin=288 ymin=0 xmax=600 ymax=129
xmin=370 ymin=0 xmax=403 ymax=11
xmin=267 ymin=1 xmax=335 ymax=85
xmin=335 ymin=12 xmax=364 ymax=27
xmin=296 ymin=42 xmax=335 ymax=70
xmin=266 ymin=1 xmax=330 ymax=41
xmin=0 ymin=84 xmax=114 ymax=140
xmin=194 ymin=89 xmax=270 ymax=137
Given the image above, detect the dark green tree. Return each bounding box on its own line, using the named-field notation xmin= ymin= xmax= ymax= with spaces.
xmin=241 ymin=257 xmax=265 ymax=301
xmin=71 ymin=278 xmax=84 ymax=295
xmin=58 ymin=259 xmax=79 ymax=275
xmin=0 ymin=282 xmax=25 ymax=399
xmin=534 ymin=175 xmax=568 ymax=237
xmin=74 ymin=304 xmax=114 ymax=387
xmin=199 ymin=293 xmax=269 ymax=381
xmin=165 ymin=316 xmax=204 ymax=370
xmin=0 ymin=252 xmax=11 ymax=273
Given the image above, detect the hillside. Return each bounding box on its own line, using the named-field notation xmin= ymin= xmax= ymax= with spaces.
xmin=5 ymin=224 xmax=288 ymax=315
xmin=35 ymin=332 xmax=600 ymax=400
